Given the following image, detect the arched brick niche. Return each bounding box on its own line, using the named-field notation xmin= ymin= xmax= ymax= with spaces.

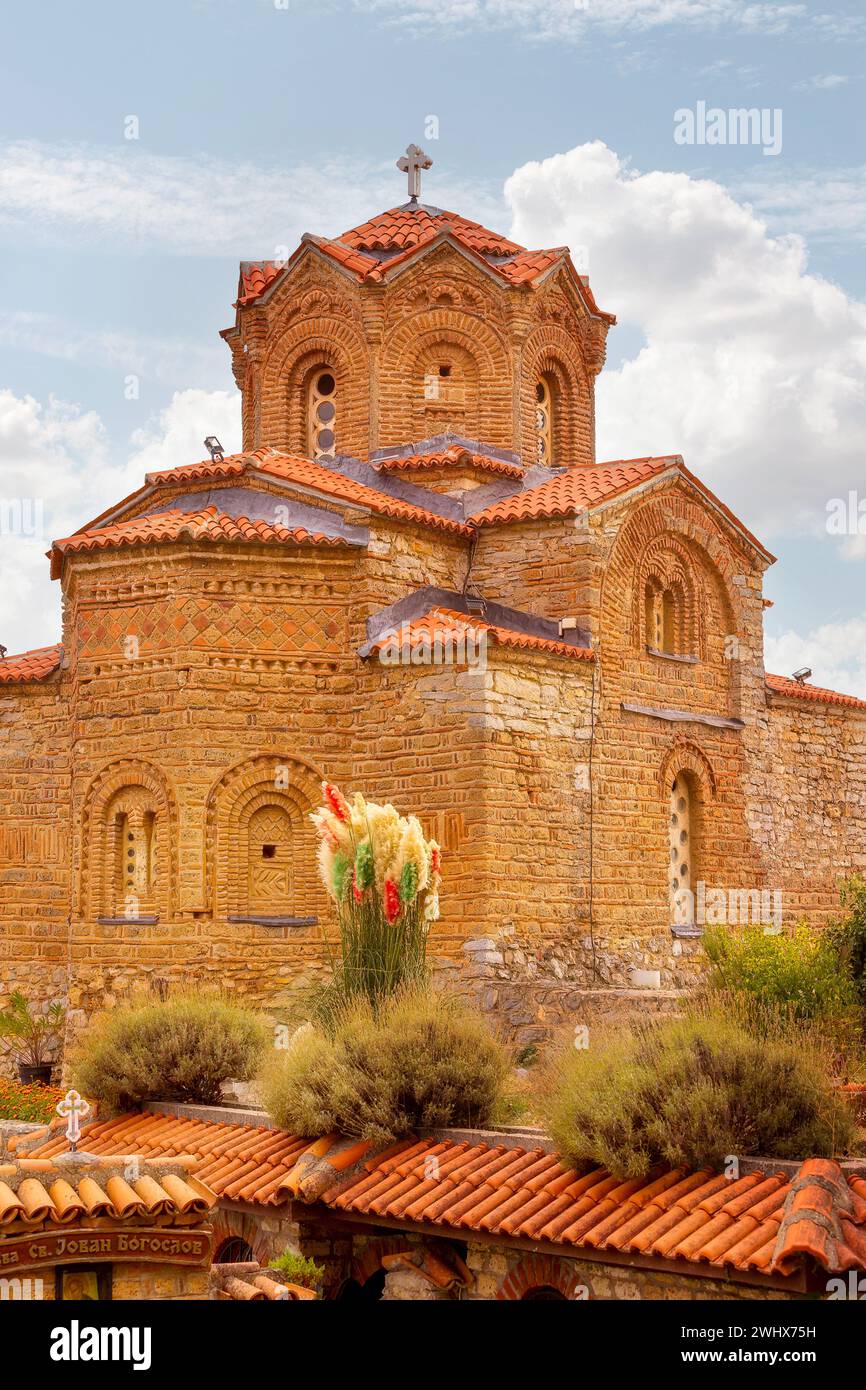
xmin=80 ymin=759 xmax=178 ymax=919
xmin=659 ymin=741 xmax=717 ymax=929
xmin=350 ymin=1236 xmax=410 ymax=1287
xmin=205 ymin=754 xmax=328 ymax=920
xmin=211 ymin=1209 xmax=272 ymax=1266
xmin=636 ymin=536 xmax=703 ymax=659
xmin=497 ymin=1253 xmax=589 ymax=1300
xmin=378 ymin=308 xmax=511 ymax=450
xmin=521 ymin=325 xmax=590 ymax=468
xmin=259 ymin=312 xmax=370 ymax=460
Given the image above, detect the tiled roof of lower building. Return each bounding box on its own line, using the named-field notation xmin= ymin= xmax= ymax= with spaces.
xmin=19 ymin=1114 xmax=866 ymax=1282
xmin=766 ymin=672 xmax=866 ymax=712
xmin=49 ymin=505 xmax=351 ymax=578
xmin=367 ymin=608 xmax=593 ymax=663
xmin=0 ymin=1152 xmax=215 ymax=1234
xmin=0 ymin=643 xmax=63 ymax=683
xmin=376 ymin=447 xmax=524 ymax=481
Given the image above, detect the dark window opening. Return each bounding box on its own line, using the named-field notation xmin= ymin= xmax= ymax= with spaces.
xmin=262 ymin=844 xmax=277 ymax=859
xmin=522 ymin=1285 xmax=569 ymax=1301
xmin=215 ymin=1237 xmax=255 ymax=1264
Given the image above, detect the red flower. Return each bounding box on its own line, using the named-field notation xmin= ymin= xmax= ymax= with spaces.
xmin=431 ymin=847 xmax=442 ymax=875
xmin=352 ymin=868 xmax=365 ymax=902
xmin=384 ymin=878 xmax=401 ymax=924
xmin=323 ymin=781 xmax=349 ymax=823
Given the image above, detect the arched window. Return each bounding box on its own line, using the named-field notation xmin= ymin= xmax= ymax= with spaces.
xmin=522 ymin=1285 xmax=570 ymax=1301
xmin=105 ymin=787 xmax=159 ymax=920
xmin=645 ymin=579 xmax=685 ymax=656
xmin=307 ymin=366 xmax=337 ymax=458
xmin=669 ymin=774 xmax=694 ymax=926
xmin=215 ymin=1237 xmax=255 ymax=1264
xmin=247 ymin=804 xmax=293 ymax=913
xmin=535 ymin=375 xmax=554 ymax=465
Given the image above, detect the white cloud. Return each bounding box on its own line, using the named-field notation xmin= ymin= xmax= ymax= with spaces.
xmin=765 ymin=618 xmax=866 ymax=698
xmin=0 ymin=387 xmax=240 ymax=657
xmin=504 ymin=141 xmax=866 ymax=544
xmin=127 ymin=389 xmax=241 ymax=476
xmin=359 ymin=0 xmax=846 ymax=42
xmin=734 ymin=166 xmax=866 ymax=244
xmin=0 ymin=141 xmax=505 ymax=257
xmin=794 ymin=72 xmax=850 ymax=89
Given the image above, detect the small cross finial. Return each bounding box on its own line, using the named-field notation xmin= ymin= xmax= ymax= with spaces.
xmin=396 ymin=143 xmax=433 ymax=203
xmin=57 ymin=1089 xmax=90 ymax=1152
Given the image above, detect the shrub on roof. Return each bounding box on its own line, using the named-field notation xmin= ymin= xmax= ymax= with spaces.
xmin=543 ymin=997 xmax=855 ymax=1179
xmin=259 ymin=987 xmax=508 ymax=1145
xmin=71 ymin=993 xmax=270 ymax=1111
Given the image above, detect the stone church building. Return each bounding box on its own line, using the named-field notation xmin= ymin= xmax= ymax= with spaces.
xmin=2 ymin=151 xmax=865 ymax=1050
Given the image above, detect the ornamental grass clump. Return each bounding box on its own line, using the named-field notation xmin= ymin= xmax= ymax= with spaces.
xmin=72 ymin=993 xmax=269 ymax=1111
xmin=544 ymin=997 xmax=854 ymax=1179
xmin=259 ymin=988 xmax=508 ymax=1144
xmin=311 ymin=781 xmax=442 ymax=1016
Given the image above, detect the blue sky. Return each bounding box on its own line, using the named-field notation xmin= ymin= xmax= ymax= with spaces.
xmin=1 ymin=0 xmax=865 ymax=691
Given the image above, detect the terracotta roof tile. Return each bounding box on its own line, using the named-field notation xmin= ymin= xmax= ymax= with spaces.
xmin=22 ymin=1114 xmax=866 ymax=1281
xmin=141 ymin=448 xmax=473 ymax=537
xmin=766 ymin=672 xmax=866 ymax=713
xmin=51 ymin=505 xmax=348 ymax=566
xmin=468 ymin=457 xmax=675 ymax=526
xmin=376 ymin=447 xmax=524 ymax=481
xmin=233 ymin=205 xmax=614 ymax=320
xmin=0 ymin=1153 xmax=216 ymax=1236
xmin=0 ymin=643 xmax=62 ymax=683
xmin=367 ymin=607 xmax=593 ymax=664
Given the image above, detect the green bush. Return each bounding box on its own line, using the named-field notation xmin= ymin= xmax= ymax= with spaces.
xmin=544 ymin=1000 xmax=854 ymax=1179
xmin=268 ymin=1250 xmax=324 ymax=1291
xmin=72 ymin=993 xmax=269 ymax=1110
xmin=828 ymin=875 xmax=866 ymax=1005
xmin=703 ymin=923 xmax=857 ymax=1024
xmin=259 ymin=989 xmax=508 ymax=1144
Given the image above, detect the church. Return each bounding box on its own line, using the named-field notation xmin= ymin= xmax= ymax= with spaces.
xmin=1 ymin=146 xmax=865 ymax=1052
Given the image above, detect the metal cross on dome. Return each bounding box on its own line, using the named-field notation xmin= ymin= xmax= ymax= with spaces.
xmin=57 ymin=1088 xmax=90 ymax=1153
xmin=397 ymin=143 xmax=433 ymax=203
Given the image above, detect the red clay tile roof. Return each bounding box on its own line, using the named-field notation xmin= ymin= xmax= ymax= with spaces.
xmin=20 ymin=1114 xmax=866 ymax=1281
xmin=468 ymin=457 xmax=675 ymax=526
xmin=23 ymin=1112 xmax=316 ymax=1206
xmin=0 ymin=1153 xmax=215 ymax=1234
xmin=49 ymin=505 xmax=349 ymax=577
xmin=468 ymin=455 xmax=775 ymax=561
xmin=376 ymin=447 xmax=524 ymax=481
xmin=234 ymin=206 xmax=614 ymax=320
xmin=766 ymin=673 xmax=866 ymax=712
xmin=139 ymin=449 xmax=473 ymax=538
xmin=368 ymin=608 xmax=593 ymax=664
xmin=0 ymin=643 xmax=62 ymax=683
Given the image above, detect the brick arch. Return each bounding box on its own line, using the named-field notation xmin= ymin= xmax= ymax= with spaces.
xmin=497 ymin=1253 xmax=588 ymax=1300
xmin=205 ymin=753 xmax=327 ymax=918
xmin=211 ymin=1208 xmax=272 ymax=1266
xmin=79 ymin=759 xmax=178 ymax=918
xmin=379 ymin=307 xmax=511 ymax=448
xmin=351 ymin=1236 xmax=411 ymax=1286
xmin=634 ymin=533 xmax=705 ymax=659
xmin=261 ymin=314 xmax=370 ymax=459
xmin=658 ymin=740 xmax=718 ymax=803
xmin=600 ymin=491 xmax=745 ymax=717
xmin=521 ymin=324 xmax=589 ymax=468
